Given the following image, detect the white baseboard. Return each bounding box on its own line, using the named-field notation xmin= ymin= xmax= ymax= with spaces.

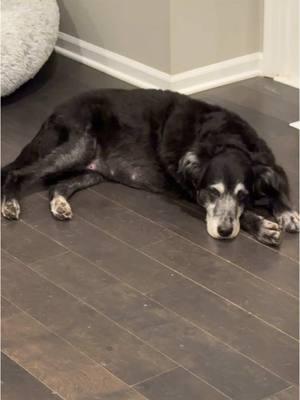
xmin=171 ymin=53 xmax=263 ymax=94
xmin=55 ymin=32 xmax=263 ymax=94
xmin=274 ymin=76 xmax=299 ymax=89
xmin=55 ymin=32 xmax=170 ymax=89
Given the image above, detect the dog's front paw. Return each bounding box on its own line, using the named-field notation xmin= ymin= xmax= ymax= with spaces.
xmin=50 ymin=195 xmax=73 ymax=221
xmin=256 ymin=218 xmax=282 ymax=246
xmin=276 ymin=210 xmax=300 ymax=233
xmin=1 ymin=198 xmax=20 ymax=220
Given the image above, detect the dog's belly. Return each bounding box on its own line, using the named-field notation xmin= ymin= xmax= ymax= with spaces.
xmin=86 ymin=157 xmax=166 ymax=192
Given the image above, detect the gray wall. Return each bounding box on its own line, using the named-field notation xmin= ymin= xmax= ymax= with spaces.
xmin=58 ymin=0 xmax=263 ymax=74
xmin=58 ymin=0 xmax=171 ymax=72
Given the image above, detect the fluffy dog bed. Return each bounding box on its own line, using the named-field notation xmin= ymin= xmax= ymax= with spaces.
xmin=1 ymin=0 xmax=59 ymax=96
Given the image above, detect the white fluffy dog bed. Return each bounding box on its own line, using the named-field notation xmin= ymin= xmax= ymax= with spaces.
xmin=1 ymin=0 xmax=59 ymax=96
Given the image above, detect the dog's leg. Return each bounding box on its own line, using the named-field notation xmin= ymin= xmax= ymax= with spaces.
xmin=253 ymin=164 xmax=299 ymax=233
xmin=2 ymin=136 xmax=96 ymax=220
xmin=271 ymin=199 xmax=300 ymax=233
xmin=240 ymin=210 xmax=282 ymax=246
xmin=49 ymin=172 xmax=104 ymax=220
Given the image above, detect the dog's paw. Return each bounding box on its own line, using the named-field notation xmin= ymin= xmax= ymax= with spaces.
xmin=256 ymin=218 xmax=282 ymax=246
xmin=276 ymin=210 xmax=300 ymax=233
xmin=50 ymin=195 xmax=73 ymax=221
xmin=1 ymin=198 xmax=20 ymax=220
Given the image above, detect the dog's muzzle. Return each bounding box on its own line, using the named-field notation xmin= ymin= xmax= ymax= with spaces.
xmin=206 ymin=215 xmax=240 ymax=240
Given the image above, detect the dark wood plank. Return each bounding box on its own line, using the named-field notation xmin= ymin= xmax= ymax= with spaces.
xmin=2 ymin=312 xmax=129 ymax=400
xmin=264 ymin=386 xmax=299 ymax=400
xmin=120 ymin=300 xmax=288 ymax=400
xmin=134 ymin=367 xmax=227 ymax=400
xmin=239 ymin=77 xmax=299 ymax=106
xmin=2 ymin=221 xmax=65 ymax=264
xmin=198 ymin=80 xmax=299 ymax=124
xmin=1 ymin=297 xmax=20 ymax=321
xmin=142 ymin=235 xmax=298 ymax=338
xmin=1 ymin=353 xmax=62 ymax=400
xmin=92 ymin=183 xmax=299 ymax=297
xmin=2 ymin=252 xmax=175 ymax=385
xmin=28 ymin=215 xmax=177 ymax=294
xmin=29 ymin=252 xmax=289 ymax=400
xmin=71 ymin=189 xmax=172 ymax=248
xmin=15 ymin=192 xmax=54 ymax=225
xmin=100 ymin=389 xmax=148 ymax=400
xmin=275 ymin=231 xmax=299 ymax=262
xmin=148 ymin=278 xmax=298 ymax=384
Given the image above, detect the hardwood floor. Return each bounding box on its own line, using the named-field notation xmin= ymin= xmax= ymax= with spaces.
xmin=1 ymin=53 xmax=299 ymax=400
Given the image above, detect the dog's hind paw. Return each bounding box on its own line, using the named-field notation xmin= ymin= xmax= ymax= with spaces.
xmin=50 ymin=195 xmax=73 ymax=221
xmin=1 ymin=198 xmax=20 ymax=220
xmin=256 ymin=218 xmax=282 ymax=247
xmin=276 ymin=210 xmax=300 ymax=233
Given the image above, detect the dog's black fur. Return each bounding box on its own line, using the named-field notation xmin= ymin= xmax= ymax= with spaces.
xmin=1 ymin=89 xmax=298 ymax=245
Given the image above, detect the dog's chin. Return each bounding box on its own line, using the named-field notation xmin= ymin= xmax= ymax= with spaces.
xmin=206 ymin=217 xmax=240 ymax=240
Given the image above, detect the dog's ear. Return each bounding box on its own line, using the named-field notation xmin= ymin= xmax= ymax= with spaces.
xmin=252 ymin=155 xmax=289 ymax=200
xmin=178 ymin=151 xmax=208 ymax=188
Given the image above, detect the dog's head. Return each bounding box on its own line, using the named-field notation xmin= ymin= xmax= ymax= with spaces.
xmin=178 ymin=144 xmax=285 ymax=240
xmin=195 ymin=150 xmax=251 ymax=239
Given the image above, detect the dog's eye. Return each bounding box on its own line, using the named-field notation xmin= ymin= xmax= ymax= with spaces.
xmin=208 ymin=187 xmax=221 ymax=197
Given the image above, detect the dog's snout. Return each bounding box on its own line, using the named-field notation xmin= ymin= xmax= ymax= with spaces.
xmin=217 ymin=225 xmax=233 ymax=237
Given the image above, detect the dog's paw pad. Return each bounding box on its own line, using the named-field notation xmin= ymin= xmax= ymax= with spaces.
xmin=50 ymin=195 xmax=73 ymax=221
xmin=1 ymin=198 xmax=20 ymax=220
xmin=257 ymin=218 xmax=282 ymax=246
xmin=277 ymin=210 xmax=299 ymax=233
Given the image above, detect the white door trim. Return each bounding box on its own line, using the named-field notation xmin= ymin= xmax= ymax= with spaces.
xmin=263 ymin=0 xmax=299 ymax=88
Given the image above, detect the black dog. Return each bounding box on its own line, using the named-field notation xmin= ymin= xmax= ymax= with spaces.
xmin=2 ymin=89 xmax=299 ymax=245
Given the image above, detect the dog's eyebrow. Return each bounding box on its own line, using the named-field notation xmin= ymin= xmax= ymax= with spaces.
xmin=182 ymin=151 xmax=198 ymax=165
xmin=210 ymin=182 xmax=225 ymax=194
xmin=234 ymin=183 xmax=247 ymax=194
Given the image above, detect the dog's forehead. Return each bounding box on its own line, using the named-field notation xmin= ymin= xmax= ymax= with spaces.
xmin=206 ymin=153 xmax=249 ymax=190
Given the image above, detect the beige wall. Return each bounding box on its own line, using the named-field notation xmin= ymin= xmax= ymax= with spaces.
xmin=58 ymin=0 xmax=171 ymax=72
xmin=58 ymin=0 xmax=263 ymax=74
xmin=170 ymin=0 xmax=263 ymax=73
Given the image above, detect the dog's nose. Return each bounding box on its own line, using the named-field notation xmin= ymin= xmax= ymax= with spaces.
xmin=217 ymin=225 xmax=233 ymax=237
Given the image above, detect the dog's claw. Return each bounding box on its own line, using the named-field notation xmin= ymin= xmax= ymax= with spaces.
xmin=1 ymin=198 xmax=20 ymax=220
xmin=277 ymin=210 xmax=300 ymax=233
xmin=256 ymin=218 xmax=282 ymax=247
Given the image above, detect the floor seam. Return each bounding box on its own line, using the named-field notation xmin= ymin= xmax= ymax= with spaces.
xmin=260 ymin=384 xmax=295 ymax=400
xmin=2 ymin=293 xmax=232 ymax=400
xmin=4 ymin=248 xmax=293 ymax=390
xmin=35 ymin=187 xmax=299 ymax=298
xmin=25 ymin=214 xmax=299 ymax=341
xmin=1 ymin=350 xmax=66 ymax=400
xmin=130 ymin=366 xmax=179 ymax=388
xmin=90 ymin=188 xmax=299 ymax=300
